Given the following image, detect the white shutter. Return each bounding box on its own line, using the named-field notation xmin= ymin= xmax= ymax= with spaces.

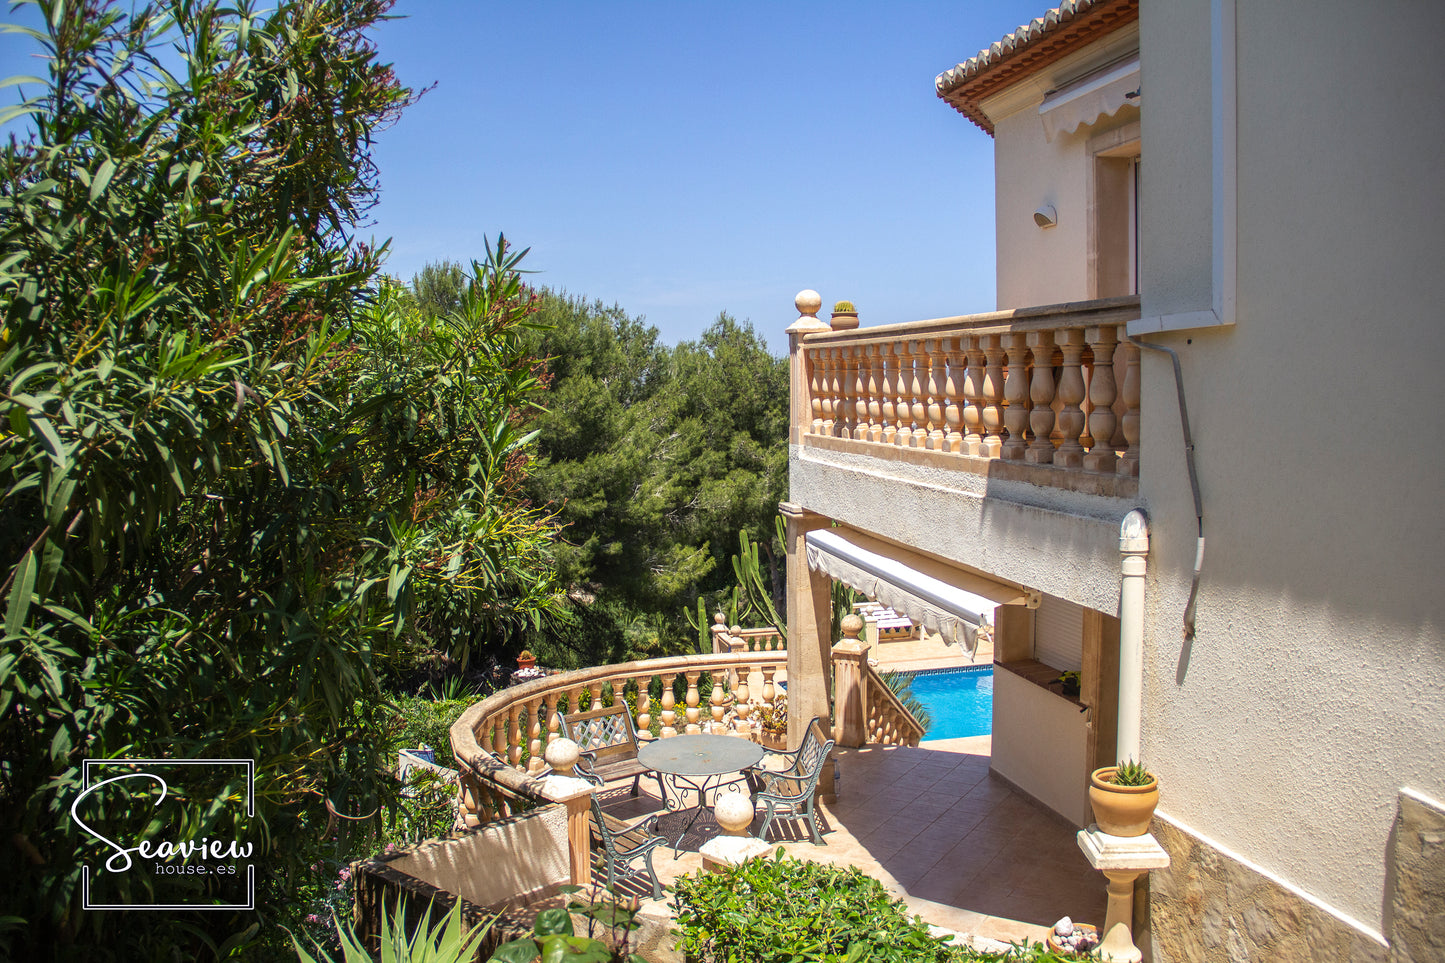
xmin=1034 ymin=596 xmax=1084 ymax=672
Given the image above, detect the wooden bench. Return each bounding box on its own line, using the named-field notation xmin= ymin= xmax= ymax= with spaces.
xmin=561 ymin=704 xmax=661 ymax=797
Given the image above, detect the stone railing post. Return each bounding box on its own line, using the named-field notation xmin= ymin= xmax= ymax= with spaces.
xmin=540 ymin=739 xmax=596 ymax=888
xmin=830 ymin=614 xmax=869 ymax=748
xmin=788 ymin=290 xmax=829 ymax=443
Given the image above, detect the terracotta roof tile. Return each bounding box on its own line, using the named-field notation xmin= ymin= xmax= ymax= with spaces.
xmin=935 ymin=0 xmax=1138 ymax=135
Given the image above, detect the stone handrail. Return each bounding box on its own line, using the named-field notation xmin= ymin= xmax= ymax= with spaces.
xmin=791 ymin=294 xmax=1142 ymax=496
xmin=709 ymin=618 xmax=786 ymax=654
xmin=450 ymin=651 xmax=787 ymax=829
xmin=862 ymin=662 xmax=925 ymax=747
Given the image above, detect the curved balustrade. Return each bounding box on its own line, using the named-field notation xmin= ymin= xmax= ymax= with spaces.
xmin=796 ymin=296 xmax=1141 ymax=495
xmin=450 ymin=651 xmax=787 ymax=830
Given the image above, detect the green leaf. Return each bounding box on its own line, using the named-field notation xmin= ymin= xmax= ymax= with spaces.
xmin=532 ymin=907 xmax=573 ymax=937
xmin=90 ymin=158 xmax=116 ymax=201
xmin=488 ymin=937 xmax=541 ymax=963
xmin=5 ymin=548 xmax=37 ymax=636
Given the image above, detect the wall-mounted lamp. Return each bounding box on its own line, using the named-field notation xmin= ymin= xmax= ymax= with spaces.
xmin=1033 ymin=204 xmax=1058 ymax=228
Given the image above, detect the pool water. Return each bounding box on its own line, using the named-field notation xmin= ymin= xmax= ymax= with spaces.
xmin=900 ymin=666 xmax=993 ymax=740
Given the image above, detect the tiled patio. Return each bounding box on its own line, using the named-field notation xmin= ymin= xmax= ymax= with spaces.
xmin=595 ymin=733 xmax=1106 ymax=950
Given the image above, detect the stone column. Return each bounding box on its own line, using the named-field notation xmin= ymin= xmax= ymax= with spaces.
xmin=1077 ymin=828 xmax=1171 ymax=963
xmin=540 ymin=739 xmax=596 ymax=888
xmin=779 ymin=502 xmax=834 ymax=756
xmin=788 ymin=290 xmax=831 ymax=444
xmin=830 ymin=614 xmax=868 ymax=748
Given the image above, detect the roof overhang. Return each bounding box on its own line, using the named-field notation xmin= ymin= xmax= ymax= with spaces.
xmin=935 ymin=0 xmax=1139 ymax=136
xmin=804 ymin=528 xmax=1036 ymax=656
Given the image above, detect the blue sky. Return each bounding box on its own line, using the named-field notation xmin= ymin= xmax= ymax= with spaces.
xmin=369 ymin=2 xmax=1049 ymax=354
xmin=1 ymin=1 xmax=1052 ymax=355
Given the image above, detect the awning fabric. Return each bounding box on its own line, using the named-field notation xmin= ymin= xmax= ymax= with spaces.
xmin=804 ymin=529 xmax=1027 ymax=657
xmin=1038 ymin=54 xmax=1140 ymax=142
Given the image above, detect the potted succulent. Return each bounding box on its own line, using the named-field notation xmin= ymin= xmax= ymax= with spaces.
xmin=830 ymin=300 xmax=860 ymax=330
xmin=754 ymin=697 xmax=788 ymax=750
xmin=1088 ymin=758 xmax=1159 ymax=837
xmin=1056 ymin=670 xmax=1081 ymax=697
xmin=514 ymin=649 xmax=537 ymax=672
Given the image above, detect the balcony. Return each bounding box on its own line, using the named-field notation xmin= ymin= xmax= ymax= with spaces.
xmin=791 ymin=294 xmax=1141 ymax=496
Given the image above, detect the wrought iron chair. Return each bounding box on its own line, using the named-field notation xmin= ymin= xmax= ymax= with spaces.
xmin=544 ymin=749 xmax=667 ymax=901
xmin=560 ymin=704 xmax=661 ymax=798
xmin=748 ymin=716 xmax=835 ymax=845
xmin=589 ymin=794 xmax=667 ymax=901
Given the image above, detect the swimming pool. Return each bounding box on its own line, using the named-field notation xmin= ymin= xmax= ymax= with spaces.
xmin=895 ymin=665 xmax=993 ymax=740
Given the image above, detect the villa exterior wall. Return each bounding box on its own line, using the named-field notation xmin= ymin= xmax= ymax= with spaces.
xmin=982 ymin=26 xmax=1139 ymax=309
xmin=1136 ymin=0 xmax=1445 ymax=948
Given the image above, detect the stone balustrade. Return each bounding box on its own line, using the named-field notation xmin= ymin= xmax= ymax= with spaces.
xmin=791 ymin=293 xmax=1142 ymax=496
xmin=708 ymin=614 xmax=786 ymax=654
xmin=450 ymin=651 xmax=787 ymax=830
xmin=831 ymin=615 xmax=925 ymax=749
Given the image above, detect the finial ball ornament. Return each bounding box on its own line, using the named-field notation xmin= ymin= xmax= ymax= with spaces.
xmin=544 ymin=737 xmax=580 ymax=774
xmin=840 ymin=613 xmax=865 ymax=637
xmin=795 ymin=289 xmax=822 ymax=317
xmin=714 ymin=793 xmax=755 ymax=835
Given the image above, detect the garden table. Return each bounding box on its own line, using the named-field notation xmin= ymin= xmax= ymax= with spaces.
xmin=637 ymin=734 xmax=764 ymax=849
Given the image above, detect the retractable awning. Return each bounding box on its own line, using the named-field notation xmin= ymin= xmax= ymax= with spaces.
xmin=1038 ymin=54 xmax=1140 ymax=142
xmin=804 ymin=529 xmax=1032 ymax=656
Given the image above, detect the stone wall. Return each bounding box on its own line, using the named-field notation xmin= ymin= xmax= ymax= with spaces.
xmin=1387 ymin=790 xmax=1445 ymax=963
xmin=1147 ymin=819 xmax=1387 ymax=963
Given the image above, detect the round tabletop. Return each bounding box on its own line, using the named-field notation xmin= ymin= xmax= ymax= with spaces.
xmin=637 ymin=734 xmax=765 ymax=777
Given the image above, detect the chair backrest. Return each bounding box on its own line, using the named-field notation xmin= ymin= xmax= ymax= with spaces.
xmin=763 ymin=717 xmax=835 ymax=800
xmin=796 ymin=716 xmax=833 ymax=776
xmin=562 ymin=704 xmax=640 ymax=766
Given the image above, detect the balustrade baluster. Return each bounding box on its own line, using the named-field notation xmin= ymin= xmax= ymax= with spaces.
xmin=1119 ymin=342 xmax=1141 ymax=476
xmin=837 ymin=345 xmax=855 ymax=439
xmin=1026 ymin=330 xmax=1057 ymax=464
xmin=546 ymin=692 xmax=560 ymax=748
xmin=660 ymin=673 xmax=677 ymax=738
xmin=528 ymin=698 xmax=544 ymax=773
xmin=864 ymin=344 xmax=883 ymax=441
xmin=962 ymin=335 xmax=984 ymax=454
xmin=943 ymin=337 xmax=963 ymax=452
xmin=1002 ymin=333 xmax=1031 ymax=461
xmin=820 ymin=347 xmax=837 ymax=436
xmin=906 ymin=340 xmax=926 ymax=447
xmin=852 ymin=344 xmax=869 ymax=440
xmin=734 ymin=665 xmax=752 ymax=733
xmin=980 ymin=335 xmax=1005 ymax=457
xmin=508 ymin=704 xmax=523 ymax=769
xmin=879 ymin=343 xmax=898 ymax=444
xmin=1084 ymin=325 xmax=1120 ymax=472
xmin=709 ymin=672 xmax=729 ymax=732
xmin=809 ymin=346 xmax=825 ymax=436
xmin=492 ymin=715 xmax=507 ymax=759
xmin=925 ymin=338 xmax=946 ymax=450
xmin=634 ymin=676 xmax=651 ymax=734
xmin=684 ymin=671 xmax=702 ymax=735
xmin=761 ymin=666 xmax=776 ymax=709
xmin=1054 ymin=329 xmax=1087 ymax=468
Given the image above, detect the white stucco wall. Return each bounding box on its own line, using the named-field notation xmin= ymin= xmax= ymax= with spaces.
xmin=983 ymin=26 xmax=1140 ymax=308
xmin=1137 ymin=0 xmax=1445 ymax=938
xmin=789 ymin=445 xmax=1130 ymax=615
xmin=991 ymin=668 xmax=1090 ymax=826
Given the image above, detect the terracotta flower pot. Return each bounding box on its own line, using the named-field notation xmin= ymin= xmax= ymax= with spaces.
xmin=515 ymin=656 xmax=536 ymax=672
xmin=829 ymin=310 xmax=859 ymax=330
xmin=1089 ymin=767 xmax=1159 ymax=836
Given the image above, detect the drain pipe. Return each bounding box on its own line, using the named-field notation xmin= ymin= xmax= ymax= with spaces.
xmin=1117 ymin=509 xmax=1150 ymax=764
xmin=1127 ymin=335 xmax=1204 ymax=642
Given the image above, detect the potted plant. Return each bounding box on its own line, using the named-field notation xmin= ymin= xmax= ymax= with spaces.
xmin=830 ymin=300 xmax=860 ymax=330
xmin=515 ymin=650 xmax=536 ymax=672
xmin=1088 ymin=758 xmax=1159 ymax=836
xmin=1056 ymin=670 xmax=1081 ymax=697
xmin=754 ymin=697 xmax=788 ymax=750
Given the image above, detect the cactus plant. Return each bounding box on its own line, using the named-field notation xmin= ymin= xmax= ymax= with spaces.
xmin=832 ymin=300 xmax=856 ymax=313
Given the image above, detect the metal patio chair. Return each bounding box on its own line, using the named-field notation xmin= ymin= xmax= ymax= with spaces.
xmin=748 ymin=715 xmax=835 ymax=845
xmin=589 ymin=794 xmax=666 ymax=900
